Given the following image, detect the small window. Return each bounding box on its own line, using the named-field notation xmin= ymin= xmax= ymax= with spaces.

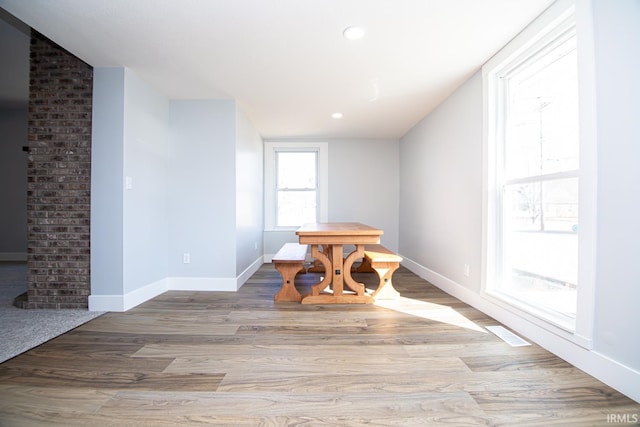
xmin=264 ymin=142 xmax=328 ymax=230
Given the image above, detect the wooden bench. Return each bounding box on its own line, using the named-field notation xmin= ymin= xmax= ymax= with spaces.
xmin=356 ymin=244 xmax=402 ymax=300
xmin=272 ymin=243 xmax=308 ymax=302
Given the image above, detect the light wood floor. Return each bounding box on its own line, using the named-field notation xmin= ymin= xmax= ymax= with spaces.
xmin=0 ymin=265 xmax=638 ymax=426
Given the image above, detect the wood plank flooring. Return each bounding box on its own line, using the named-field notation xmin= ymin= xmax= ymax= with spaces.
xmin=0 ymin=265 xmax=638 ymax=426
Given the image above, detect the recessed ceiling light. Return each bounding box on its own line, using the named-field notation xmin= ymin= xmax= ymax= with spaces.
xmin=342 ymin=26 xmax=364 ymax=40
xmin=331 ymin=112 xmax=343 ymax=119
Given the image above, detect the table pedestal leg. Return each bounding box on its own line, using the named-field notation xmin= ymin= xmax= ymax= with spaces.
xmin=307 ymin=245 xmax=329 ymax=272
xmin=302 ymin=244 xmax=373 ymax=304
xmin=307 ymin=245 xmax=332 ymax=296
xmin=330 ymin=244 xmax=344 ymax=296
xmin=343 ymin=244 xmax=366 ymax=296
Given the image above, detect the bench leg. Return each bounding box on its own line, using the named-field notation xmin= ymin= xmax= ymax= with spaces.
xmin=370 ymin=262 xmax=401 ymax=300
xmin=274 ymin=263 xmax=304 ymax=302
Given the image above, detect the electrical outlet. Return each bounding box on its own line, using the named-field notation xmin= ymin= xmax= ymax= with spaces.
xmin=183 ymin=253 xmax=190 ymax=264
xmin=463 ymin=264 xmax=470 ymax=277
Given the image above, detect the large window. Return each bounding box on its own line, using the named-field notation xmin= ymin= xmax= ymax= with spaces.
xmin=264 ymin=142 xmax=328 ymax=230
xmin=483 ymin=0 xmax=595 ymax=341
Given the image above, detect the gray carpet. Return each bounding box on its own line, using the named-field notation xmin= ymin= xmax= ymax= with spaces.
xmin=0 ymin=262 xmax=104 ymax=363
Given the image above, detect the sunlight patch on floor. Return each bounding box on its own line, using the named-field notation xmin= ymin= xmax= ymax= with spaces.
xmin=374 ymin=296 xmax=487 ymax=333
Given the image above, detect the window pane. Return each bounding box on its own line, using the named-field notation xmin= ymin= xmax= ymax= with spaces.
xmin=277 ymin=152 xmax=317 ymax=189
xmin=277 ymin=190 xmax=317 ymax=227
xmin=501 ymin=178 xmax=578 ymax=317
xmin=505 ymin=36 xmax=579 ymax=180
xmin=504 ymin=178 xmax=578 ymax=233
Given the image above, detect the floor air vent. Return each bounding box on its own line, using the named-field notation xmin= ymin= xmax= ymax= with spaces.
xmin=486 ymin=325 xmax=531 ymax=347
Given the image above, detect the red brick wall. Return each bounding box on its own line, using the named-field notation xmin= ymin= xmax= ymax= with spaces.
xmin=23 ymin=30 xmax=93 ymax=309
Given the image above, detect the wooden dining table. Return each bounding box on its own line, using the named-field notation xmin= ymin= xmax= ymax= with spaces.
xmin=296 ymin=222 xmax=383 ymax=304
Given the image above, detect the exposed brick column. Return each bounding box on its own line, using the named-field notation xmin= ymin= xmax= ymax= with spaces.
xmin=22 ymin=30 xmax=93 ymax=309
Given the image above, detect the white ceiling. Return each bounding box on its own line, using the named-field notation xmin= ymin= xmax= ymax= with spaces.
xmin=0 ymin=0 xmax=554 ymax=139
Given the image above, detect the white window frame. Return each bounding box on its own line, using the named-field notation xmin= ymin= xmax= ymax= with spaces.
xmin=482 ymin=0 xmax=596 ymax=349
xmin=264 ymin=141 xmax=328 ymax=231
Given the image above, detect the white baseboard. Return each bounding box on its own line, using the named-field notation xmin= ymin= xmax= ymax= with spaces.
xmin=401 ymin=255 xmax=640 ymax=404
xmin=89 ymin=277 xmax=169 ymax=312
xmin=236 ymin=256 xmax=264 ymax=290
xmin=88 ymin=294 xmax=125 ymax=312
xmin=0 ymin=252 xmax=27 ymax=262
xmin=89 ymin=256 xmax=265 ymax=312
xmin=168 ymin=276 xmax=237 ymax=292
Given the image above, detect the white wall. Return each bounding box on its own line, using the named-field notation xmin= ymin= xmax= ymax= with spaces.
xmin=398 ymin=0 xmax=640 ymax=402
xmin=91 ymin=67 xmax=171 ymax=306
xmin=328 ymin=139 xmax=400 ymax=251
xmin=122 ymin=69 xmax=170 ymax=294
xmin=263 ymin=138 xmax=400 ymax=256
xmin=166 ymin=100 xmax=263 ymax=288
xmin=235 ymin=105 xmax=264 ymax=275
xmin=399 ymin=75 xmax=482 ymax=289
xmin=92 ymin=78 xmax=264 ymax=307
xmin=167 ymin=100 xmax=237 ymax=282
xmin=590 ymin=0 xmax=640 ymax=379
xmin=90 ymin=68 xmax=125 ymax=297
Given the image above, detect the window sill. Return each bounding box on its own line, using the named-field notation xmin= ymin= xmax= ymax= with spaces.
xmin=482 ymin=289 xmax=592 ymax=350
